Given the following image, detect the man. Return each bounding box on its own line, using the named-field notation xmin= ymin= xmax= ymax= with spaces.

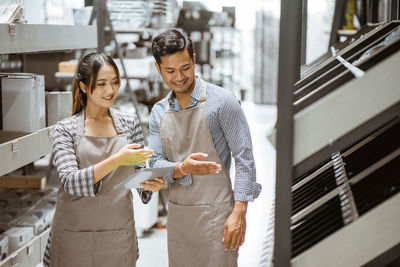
xmin=149 ymin=29 xmax=261 ymax=267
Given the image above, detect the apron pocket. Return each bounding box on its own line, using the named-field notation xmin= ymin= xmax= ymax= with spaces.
xmin=92 ymin=229 xmax=131 ymax=267
xmin=57 ymin=229 xmax=131 ymax=267
xmin=167 ymin=201 xmax=214 ymax=246
xmin=56 ymin=230 xmax=93 ymax=267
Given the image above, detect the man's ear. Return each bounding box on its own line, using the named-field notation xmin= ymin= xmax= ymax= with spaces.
xmin=79 ymin=81 xmax=87 ymax=94
xmin=192 ymin=53 xmax=196 ymax=65
xmin=154 ymin=61 xmax=161 ymax=75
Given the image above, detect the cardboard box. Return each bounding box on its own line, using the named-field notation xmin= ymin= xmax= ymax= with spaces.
xmin=58 ymin=61 xmax=77 ymax=73
xmin=0 ymin=235 xmax=8 ymax=261
xmin=3 ymin=227 xmax=33 ymax=252
xmin=11 ymin=211 xmax=47 ymax=236
xmin=46 ymin=91 xmax=72 ymax=126
xmin=0 ymin=176 xmax=46 ymax=190
xmin=1 ymin=74 xmax=45 ymax=131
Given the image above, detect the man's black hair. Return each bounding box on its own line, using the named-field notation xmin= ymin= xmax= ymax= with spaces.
xmin=152 ymin=29 xmax=194 ymax=66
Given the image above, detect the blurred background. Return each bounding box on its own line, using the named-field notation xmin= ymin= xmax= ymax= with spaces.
xmin=1 ymin=0 xmax=400 ymax=266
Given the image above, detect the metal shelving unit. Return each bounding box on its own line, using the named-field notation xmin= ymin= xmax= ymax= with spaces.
xmin=0 ymin=23 xmax=97 ymax=267
xmin=274 ymin=1 xmax=400 ymax=266
xmin=0 ymin=228 xmax=50 ymax=267
xmin=0 ymin=23 xmax=97 ymax=176
xmin=270 ymin=49 xmax=400 ymax=168
xmin=292 ymin=193 xmax=400 ymax=266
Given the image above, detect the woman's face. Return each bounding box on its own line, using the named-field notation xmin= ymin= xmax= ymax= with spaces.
xmin=81 ymin=64 xmax=120 ymax=110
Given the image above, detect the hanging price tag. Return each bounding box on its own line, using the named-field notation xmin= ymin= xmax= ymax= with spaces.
xmin=27 ymin=244 xmax=33 ymax=255
xmin=9 ymin=24 xmax=16 ymax=36
xmin=12 ymin=141 xmax=18 ymax=153
xmin=48 ymin=127 xmax=54 ymax=138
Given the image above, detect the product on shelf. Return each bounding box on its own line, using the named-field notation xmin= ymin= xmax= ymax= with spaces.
xmin=0 ymin=235 xmax=8 ymax=261
xmin=0 ymin=176 xmax=47 ymax=190
xmin=11 ymin=211 xmax=47 ymax=236
xmin=1 ymin=74 xmax=45 ymax=132
xmin=2 ymin=227 xmax=33 ymax=252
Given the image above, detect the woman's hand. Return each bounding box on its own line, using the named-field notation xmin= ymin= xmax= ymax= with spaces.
xmin=115 ymin=143 xmax=153 ymax=166
xmin=140 ymin=177 xmax=165 ymax=192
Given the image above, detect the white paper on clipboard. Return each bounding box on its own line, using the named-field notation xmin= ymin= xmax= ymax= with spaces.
xmin=113 ymin=166 xmax=176 ymax=189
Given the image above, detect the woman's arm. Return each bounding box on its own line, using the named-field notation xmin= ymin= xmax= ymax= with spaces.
xmin=53 ymin=119 xmax=151 ymax=197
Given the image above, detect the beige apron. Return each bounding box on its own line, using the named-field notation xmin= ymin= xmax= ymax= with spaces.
xmin=49 ymin=111 xmax=137 ymax=267
xmin=160 ymin=79 xmax=238 ymax=267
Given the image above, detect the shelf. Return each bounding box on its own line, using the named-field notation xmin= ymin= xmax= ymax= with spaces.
xmin=0 ymin=227 xmax=50 ymax=267
xmin=291 ymin=192 xmax=400 ymax=267
xmin=0 ymin=24 xmax=97 ymax=54
xmin=112 ymin=27 xmax=158 ymax=35
xmin=0 ymin=127 xmax=53 ymax=176
xmin=55 ymin=72 xmax=149 ymax=81
xmin=292 ymin=50 xmax=400 ymax=166
xmin=269 ymin=50 xmax=400 ymax=167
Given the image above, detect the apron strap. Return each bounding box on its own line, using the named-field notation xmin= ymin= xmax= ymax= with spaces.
xmin=199 ymin=78 xmax=207 ymax=107
xmin=77 ymin=111 xmax=85 ymax=135
xmin=109 ymin=108 xmax=125 ymax=134
xmin=165 ymin=99 xmax=171 ymax=113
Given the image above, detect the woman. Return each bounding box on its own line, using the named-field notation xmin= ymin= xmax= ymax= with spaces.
xmin=43 ymin=52 xmax=164 ymax=267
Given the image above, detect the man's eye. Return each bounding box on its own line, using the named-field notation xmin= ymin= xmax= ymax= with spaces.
xmin=113 ymin=81 xmax=119 ymax=85
xmin=97 ymin=83 xmax=105 ymax=86
xmin=182 ymin=67 xmax=189 ymax=71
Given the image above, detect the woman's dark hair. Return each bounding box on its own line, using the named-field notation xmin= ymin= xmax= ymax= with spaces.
xmin=152 ymin=29 xmax=194 ymax=66
xmin=72 ymin=52 xmax=121 ymax=115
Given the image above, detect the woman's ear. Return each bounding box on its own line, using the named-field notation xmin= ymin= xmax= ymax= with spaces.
xmin=79 ymin=81 xmax=87 ymax=94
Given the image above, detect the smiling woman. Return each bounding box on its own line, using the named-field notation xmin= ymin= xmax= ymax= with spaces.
xmin=42 ymin=52 xmax=165 ymax=267
xmin=72 ymin=53 xmax=121 ymax=116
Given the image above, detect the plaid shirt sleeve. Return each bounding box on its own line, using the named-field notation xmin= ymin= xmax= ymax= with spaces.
xmin=218 ymin=93 xmax=261 ymax=202
xmin=53 ymin=118 xmax=98 ymax=197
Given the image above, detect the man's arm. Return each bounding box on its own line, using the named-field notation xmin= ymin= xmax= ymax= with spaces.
xmin=218 ymin=93 xmax=262 ymax=250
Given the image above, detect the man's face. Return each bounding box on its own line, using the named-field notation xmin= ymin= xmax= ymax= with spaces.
xmin=155 ymin=49 xmax=196 ymax=95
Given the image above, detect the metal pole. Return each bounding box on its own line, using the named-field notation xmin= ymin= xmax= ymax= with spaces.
xmin=390 ymin=0 xmax=400 ymax=20
xmin=96 ymin=0 xmax=106 ymax=52
xmin=274 ymin=0 xmax=302 ymax=266
xmin=301 ymin=0 xmax=308 ymax=66
xmin=329 ymin=0 xmax=346 ymax=47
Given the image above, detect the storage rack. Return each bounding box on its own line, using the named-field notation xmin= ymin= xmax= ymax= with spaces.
xmin=274 ymin=1 xmax=400 ymax=266
xmin=0 ymin=23 xmax=97 ymax=267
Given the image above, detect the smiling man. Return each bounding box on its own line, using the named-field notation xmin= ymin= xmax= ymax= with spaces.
xmin=149 ymin=29 xmax=261 ymax=267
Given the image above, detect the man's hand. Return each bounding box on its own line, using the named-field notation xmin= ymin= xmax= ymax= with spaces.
xmin=223 ymin=201 xmax=248 ymax=250
xmin=174 ymin=152 xmax=221 ymax=178
xmin=140 ymin=177 xmax=165 ymax=192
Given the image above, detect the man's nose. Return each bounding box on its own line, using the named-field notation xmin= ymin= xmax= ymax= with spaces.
xmin=175 ymin=70 xmax=185 ymax=81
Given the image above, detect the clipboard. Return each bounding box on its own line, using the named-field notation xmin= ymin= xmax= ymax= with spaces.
xmin=113 ymin=166 xmax=176 ymax=189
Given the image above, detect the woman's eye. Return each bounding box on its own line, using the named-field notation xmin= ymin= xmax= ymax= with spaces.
xmin=97 ymin=83 xmax=105 ymax=86
xmin=113 ymin=81 xmax=119 ymax=85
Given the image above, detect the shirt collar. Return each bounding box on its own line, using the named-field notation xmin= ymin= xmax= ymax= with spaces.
xmin=168 ymin=77 xmax=201 ymax=104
